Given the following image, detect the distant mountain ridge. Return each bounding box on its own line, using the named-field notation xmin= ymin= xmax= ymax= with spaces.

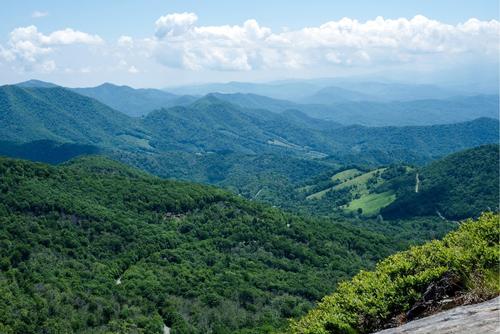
xmin=13 ymin=79 xmax=498 ymax=127
xmin=167 ymin=80 xmax=462 ymax=102
xmin=15 ymin=79 xmax=59 ymax=88
xmin=72 ymin=83 xmax=197 ymax=117
xmin=1 ymin=84 xmax=498 ymax=164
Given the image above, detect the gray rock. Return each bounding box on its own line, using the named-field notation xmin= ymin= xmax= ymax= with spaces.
xmin=373 ymin=296 xmax=500 ymax=334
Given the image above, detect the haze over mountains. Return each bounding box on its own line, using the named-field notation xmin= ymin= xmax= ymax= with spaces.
xmin=11 ymin=79 xmax=499 ymax=126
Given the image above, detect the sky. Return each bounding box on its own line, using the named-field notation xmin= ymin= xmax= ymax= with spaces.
xmin=0 ymin=0 xmax=498 ymax=88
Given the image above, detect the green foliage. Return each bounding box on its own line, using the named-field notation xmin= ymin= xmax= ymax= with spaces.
xmin=0 ymin=85 xmax=146 ymax=147
xmin=381 ymin=144 xmax=500 ymax=219
xmin=289 ymin=213 xmax=500 ymax=334
xmin=0 ymin=140 xmax=100 ymax=164
xmin=73 ymin=83 xmax=196 ymax=117
xmin=0 ymin=156 xmax=454 ymax=333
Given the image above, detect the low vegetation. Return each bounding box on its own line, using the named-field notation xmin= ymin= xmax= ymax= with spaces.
xmin=289 ymin=213 xmax=500 ymax=334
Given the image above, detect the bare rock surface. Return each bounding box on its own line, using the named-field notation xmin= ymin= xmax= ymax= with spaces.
xmin=373 ymin=296 xmax=500 ymax=334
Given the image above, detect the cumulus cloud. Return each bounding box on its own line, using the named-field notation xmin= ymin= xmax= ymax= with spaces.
xmin=32 ymin=11 xmax=48 ymax=18
xmin=155 ymin=12 xmax=198 ymax=38
xmin=1 ymin=14 xmax=498 ymax=77
xmin=1 ymin=25 xmax=103 ymax=72
xmin=150 ymin=13 xmax=500 ymax=71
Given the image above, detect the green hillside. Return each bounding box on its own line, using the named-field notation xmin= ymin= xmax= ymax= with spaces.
xmin=0 ymin=156 xmax=454 ymax=333
xmin=0 ymin=85 xmax=147 ymax=148
xmin=325 ymin=118 xmax=499 ymax=164
xmin=301 ymin=166 xmax=406 ymax=217
xmin=73 ymin=83 xmax=196 ymax=117
xmin=0 ymin=140 xmax=100 ymax=164
xmin=142 ymin=95 xmax=337 ymax=156
xmin=289 ymin=213 xmax=500 ymax=334
xmin=3 ymin=85 xmax=498 ymax=165
xmin=294 ymin=145 xmax=499 ymax=219
xmin=381 ymin=144 xmax=500 ymax=220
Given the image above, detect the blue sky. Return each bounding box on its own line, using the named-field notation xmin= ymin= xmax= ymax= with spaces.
xmin=0 ymin=0 xmax=498 ymax=87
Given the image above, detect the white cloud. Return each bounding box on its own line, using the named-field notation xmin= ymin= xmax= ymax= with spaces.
xmin=1 ymin=14 xmax=498 ymax=79
xmin=2 ymin=25 xmax=104 ymax=72
xmin=150 ymin=13 xmax=500 ymax=72
xmin=155 ymin=12 xmax=198 ymax=38
xmin=32 ymin=11 xmax=48 ymax=18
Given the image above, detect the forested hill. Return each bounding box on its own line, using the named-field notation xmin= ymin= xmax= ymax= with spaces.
xmin=0 ymin=156 xmax=453 ymax=333
xmin=380 ymin=144 xmax=499 ymax=220
xmin=0 ymin=85 xmax=145 ymax=146
xmin=72 ymin=83 xmax=197 ymax=117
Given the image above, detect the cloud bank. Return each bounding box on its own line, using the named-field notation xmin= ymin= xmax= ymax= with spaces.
xmin=1 ymin=25 xmax=103 ymax=72
xmin=0 ymin=13 xmax=498 ymax=77
xmin=150 ymin=14 xmax=499 ymax=71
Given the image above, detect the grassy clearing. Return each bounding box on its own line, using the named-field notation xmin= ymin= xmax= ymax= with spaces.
xmin=333 ymin=168 xmax=386 ymax=191
xmin=345 ymin=191 xmax=396 ymax=216
xmin=306 ymin=168 xmax=387 ymax=201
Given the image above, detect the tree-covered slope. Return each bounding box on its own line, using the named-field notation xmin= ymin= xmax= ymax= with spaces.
xmin=1 ymin=85 xmax=498 ymax=205
xmin=0 ymin=140 xmax=100 ymax=164
xmin=0 ymin=156 xmax=454 ymax=333
xmin=380 ymin=144 xmax=499 ymax=220
xmin=290 ymin=213 xmax=500 ymax=334
xmin=143 ymin=95 xmax=336 ymax=156
xmin=73 ymin=83 xmax=196 ymax=117
xmin=1 ymin=85 xmax=498 ymax=165
xmin=0 ymin=85 xmax=147 ymax=148
xmin=325 ymin=118 xmax=499 ymax=164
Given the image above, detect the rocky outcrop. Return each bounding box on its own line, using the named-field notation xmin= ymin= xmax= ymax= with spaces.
xmin=373 ymin=296 xmax=499 ymax=334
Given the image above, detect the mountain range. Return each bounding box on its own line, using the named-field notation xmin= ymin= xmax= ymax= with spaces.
xmin=0 ymin=77 xmax=498 ymax=333
xmin=13 ymin=80 xmax=498 ymax=127
xmin=1 ymin=82 xmax=498 ymax=202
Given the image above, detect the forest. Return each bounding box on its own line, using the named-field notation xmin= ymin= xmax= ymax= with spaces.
xmin=0 ymin=156 xmax=456 ymax=333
